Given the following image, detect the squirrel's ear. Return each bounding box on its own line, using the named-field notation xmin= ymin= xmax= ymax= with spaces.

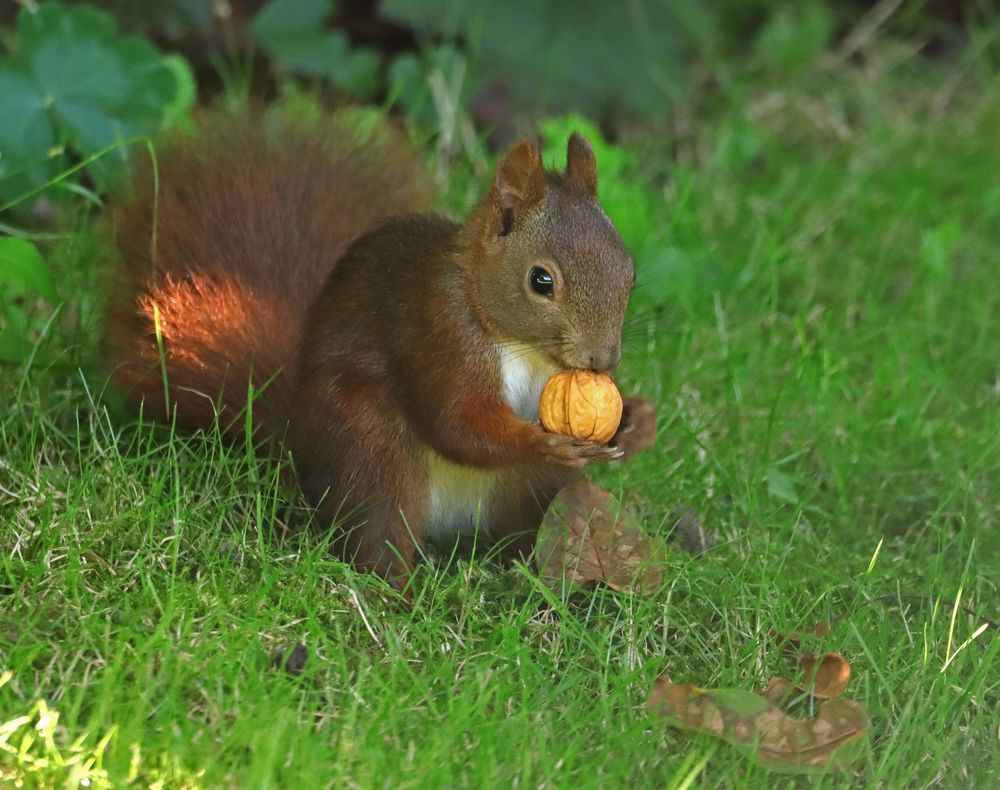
xmin=565 ymin=133 xmax=597 ymax=198
xmin=494 ymin=140 xmax=546 ymax=236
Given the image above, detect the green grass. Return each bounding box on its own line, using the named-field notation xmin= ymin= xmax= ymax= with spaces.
xmin=3 ymin=42 xmax=1000 ymax=788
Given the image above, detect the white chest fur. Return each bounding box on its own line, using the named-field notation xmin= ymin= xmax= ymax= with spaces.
xmin=423 ymin=342 xmax=557 ymax=541
xmin=423 ymin=452 xmax=497 ymax=541
xmin=496 ymin=341 xmax=559 ymax=421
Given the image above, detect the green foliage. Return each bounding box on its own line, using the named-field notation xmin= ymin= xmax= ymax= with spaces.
xmin=85 ymin=0 xmax=216 ymax=39
xmin=251 ymin=0 xmax=381 ymax=98
xmin=0 ymin=2 xmax=195 ymax=203
xmin=386 ymin=44 xmax=490 ymax=171
xmin=0 ymin=237 xmax=56 ymax=364
xmin=249 ymin=0 xmax=716 ymax=131
xmin=0 ymin=672 xmax=116 ymax=788
xmin=751 ymin=1 xmax=835 ymax=71
xmin=383 ymin=0 xmax=704 ymax=119
xmin=388 ymin=45 xmax=469 ymax=126
xmin=765 ymin=468 xmax=800 ymax=506
xmin=383 ymin=0 xmax=711 ymax=119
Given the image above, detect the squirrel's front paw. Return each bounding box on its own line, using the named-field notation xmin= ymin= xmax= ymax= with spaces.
xmin=539 ymin=432 xmax=624 ymax=468
xmin=609 ymin=396 xmax=657 ymax=460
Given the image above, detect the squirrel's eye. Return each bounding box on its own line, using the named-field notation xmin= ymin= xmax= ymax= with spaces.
xmin=529 ymin=267 xmax=555 ymax=298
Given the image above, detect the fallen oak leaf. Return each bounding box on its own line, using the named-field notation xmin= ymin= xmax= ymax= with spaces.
xmin=648 ymin=674 xmax=870 ymax=775
xmin=535 ymin=476 xmax=666 ymax=595
xmin=760 ymin=676 xmax=799 ymax=708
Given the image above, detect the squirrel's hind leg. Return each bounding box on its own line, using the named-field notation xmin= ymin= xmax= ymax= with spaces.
xmin=337 ymin=498 xmax=421 ymax=588
xmin=288 ymin=379 xmax=426 ymax=586
xmin=486 ymin=465 xmax=581 ymax=562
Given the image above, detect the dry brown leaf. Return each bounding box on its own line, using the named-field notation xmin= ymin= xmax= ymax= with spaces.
xmin=649 ymin=674 xmax=870 ymax=774
xmin=535 ymin=476 xmax=666 ymax=595
xmin=770 ymin=625 xmax=852 ymax=698
xmin=798 ymin=652 xmax=851 ymax=698
xmin=760 ymin=676 xmax=799 ymax=707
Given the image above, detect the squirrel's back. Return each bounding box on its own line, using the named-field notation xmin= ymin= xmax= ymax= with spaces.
xmin=103 ymin=110 xmax=433 ymax=439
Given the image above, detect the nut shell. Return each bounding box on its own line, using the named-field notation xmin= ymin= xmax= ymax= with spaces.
xmin=539 ymin=370 xmax=623 ymax=443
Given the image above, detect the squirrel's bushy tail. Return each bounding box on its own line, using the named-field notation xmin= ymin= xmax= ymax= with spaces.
xmin=103 ymin=110 xmax=433 ymax=441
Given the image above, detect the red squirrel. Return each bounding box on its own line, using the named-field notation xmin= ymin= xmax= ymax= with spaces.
xmin=104 ymin=110 xmax=643 ymax=583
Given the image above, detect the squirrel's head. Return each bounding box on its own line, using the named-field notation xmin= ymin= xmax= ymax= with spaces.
xmin=466 ymin=134 xmax=635 ymax=373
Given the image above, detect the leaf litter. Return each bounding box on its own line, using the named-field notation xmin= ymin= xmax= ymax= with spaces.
xmin=534 ymin=476 xmax=667 ymax=595
xmin=648 ymin=671 xmax=869 ymax=774
xmin=534 ymin=476 xmax=869 ymax=773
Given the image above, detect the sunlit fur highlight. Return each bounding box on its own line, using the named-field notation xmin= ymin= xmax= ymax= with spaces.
xmin=103 ymin=110 xmax=433 ymax=442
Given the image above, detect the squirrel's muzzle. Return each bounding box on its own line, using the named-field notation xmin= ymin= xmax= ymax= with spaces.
xmin=587 ymin=344 xmax=622 ymax=373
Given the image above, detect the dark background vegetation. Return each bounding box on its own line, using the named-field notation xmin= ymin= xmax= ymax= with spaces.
xmin=1 ymin=0 xmax=996 ymax=212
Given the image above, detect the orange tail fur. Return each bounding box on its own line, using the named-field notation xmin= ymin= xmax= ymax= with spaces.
xmin=103 ymin=110 xmax=433 ymax=441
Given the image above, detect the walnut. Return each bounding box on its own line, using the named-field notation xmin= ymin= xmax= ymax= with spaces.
xmin=539 ymin=370 xmax=623 ymax=443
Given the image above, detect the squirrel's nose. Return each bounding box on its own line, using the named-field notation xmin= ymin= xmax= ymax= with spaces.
xmin=589 ymin=345 xmax=621 ymax=372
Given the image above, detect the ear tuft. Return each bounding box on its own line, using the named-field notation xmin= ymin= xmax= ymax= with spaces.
xmin=495 ymin=140 xmax=546 ymax=217
xmin=566 ymin=133 xmax=597 ymax=197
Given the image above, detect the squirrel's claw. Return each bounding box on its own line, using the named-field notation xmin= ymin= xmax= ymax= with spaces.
xmin=539 ymin=431 xmax=624 ymax=468
xmin=609 ymin=396 xmax=657 ymax=461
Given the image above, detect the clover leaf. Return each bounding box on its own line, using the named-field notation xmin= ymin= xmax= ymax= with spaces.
xmin=0 ymin=2 xmax=195 ymax=204
xmin=251 ymin=0 xmax=381 ymax=98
